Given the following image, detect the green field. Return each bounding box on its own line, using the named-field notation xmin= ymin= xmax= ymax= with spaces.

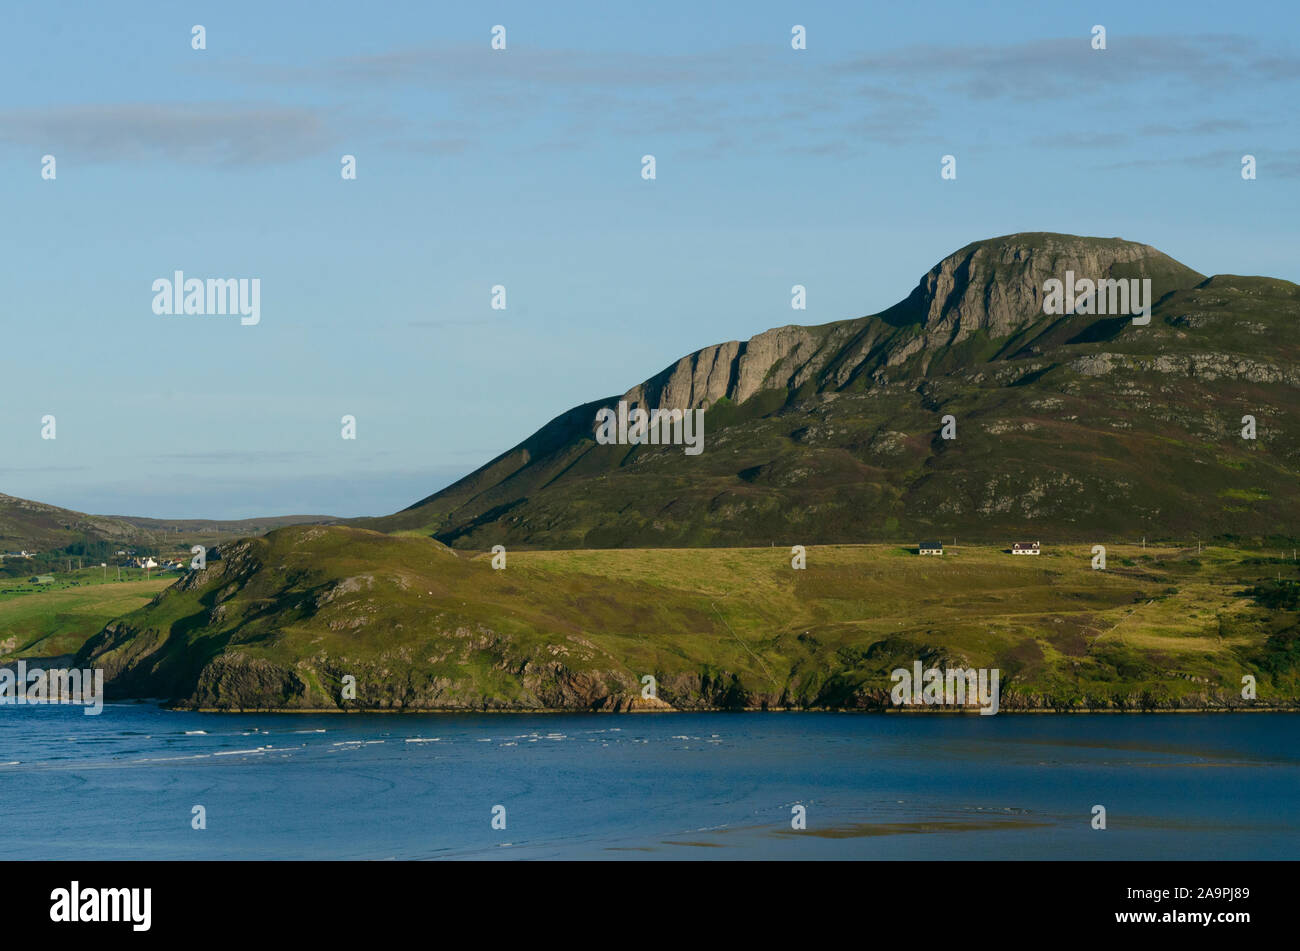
xmin=0 ymin=573 xmax=173 ymax=659
xmin=67 ymin=525 xmax=1300 ymax=711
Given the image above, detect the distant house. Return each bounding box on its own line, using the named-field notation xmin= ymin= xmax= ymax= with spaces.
xmin=1012 ymin=541 xmax=1041 ymax=555
xmin=30 ymin=575 xmax=55 ymax=584
xmin=918 ymin=541 xmax=944 ymax=556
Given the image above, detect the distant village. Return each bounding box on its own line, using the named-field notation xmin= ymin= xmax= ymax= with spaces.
xmin=117 ymin=553 xmax=190 ymax=571
xmin=1 ymin=547 xmax=191 ymax=581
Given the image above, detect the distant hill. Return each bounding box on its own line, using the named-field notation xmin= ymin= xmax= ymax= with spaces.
xmin=363 ymin=233 xmax=1299 ymax=547
xmin=0 ymin=494 xmax=143 ymax=551
xmin=0 ymin=493 xmax=339 ymax=552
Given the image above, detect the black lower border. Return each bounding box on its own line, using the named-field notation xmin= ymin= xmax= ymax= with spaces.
xmin=6 ymin=860 xmax=1283 ymax=938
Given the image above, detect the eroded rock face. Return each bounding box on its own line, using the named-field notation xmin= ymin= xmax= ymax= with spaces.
xmin=623 ymin=325 xmax=822 ymax=412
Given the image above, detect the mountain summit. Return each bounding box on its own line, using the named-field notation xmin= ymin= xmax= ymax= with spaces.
xmin=585 ymin=232 xmax=1205 ymax=416
xmin=899 ymin=233 xmax=1203 ymax=350
xmin=369 ymin=232 xmax=1296 ymax=547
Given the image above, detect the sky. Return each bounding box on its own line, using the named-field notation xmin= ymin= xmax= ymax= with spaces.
xmin=1 ymin=0 xmax=1297 ymax=519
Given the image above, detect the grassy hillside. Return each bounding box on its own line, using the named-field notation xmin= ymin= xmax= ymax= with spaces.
xmin=75 ymin=525 xmax=1300 ymax=711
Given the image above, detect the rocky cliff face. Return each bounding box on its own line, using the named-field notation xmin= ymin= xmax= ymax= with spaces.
xmin=623 ymin=325 xmax=821 ymax=411
xmin=602 ymin=233 xmax=1205 ymax=421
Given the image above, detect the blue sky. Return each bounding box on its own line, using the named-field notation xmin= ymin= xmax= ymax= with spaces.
xmin=2 ymin=0 xmax=1297 ymax=518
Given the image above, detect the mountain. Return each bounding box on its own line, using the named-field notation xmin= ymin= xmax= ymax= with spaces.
xmin=67 ymin=232 xmax=1300 ymax=712
xmin=366 ymin=233 xmax=1298 ymax=548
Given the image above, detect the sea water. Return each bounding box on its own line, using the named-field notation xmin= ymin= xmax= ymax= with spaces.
xmin=1 ymin=705 xmax=1295 ymax=860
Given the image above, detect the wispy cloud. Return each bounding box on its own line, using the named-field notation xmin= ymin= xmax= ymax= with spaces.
xmin=1101 ymin=148 xmax=1300 ymax=178
xmin=834 ymin=34 xmax=1300 ymax=102
xmin=0 ymin=103 xmax=339 ymax=165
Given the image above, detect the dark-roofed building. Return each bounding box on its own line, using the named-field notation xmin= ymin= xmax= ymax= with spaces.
xmin=918 ymin=541 xmax=944 ymax=555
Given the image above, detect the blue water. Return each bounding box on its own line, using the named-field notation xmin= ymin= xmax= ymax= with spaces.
xmin=1 ymin=705 xmax=1296 ymax=859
